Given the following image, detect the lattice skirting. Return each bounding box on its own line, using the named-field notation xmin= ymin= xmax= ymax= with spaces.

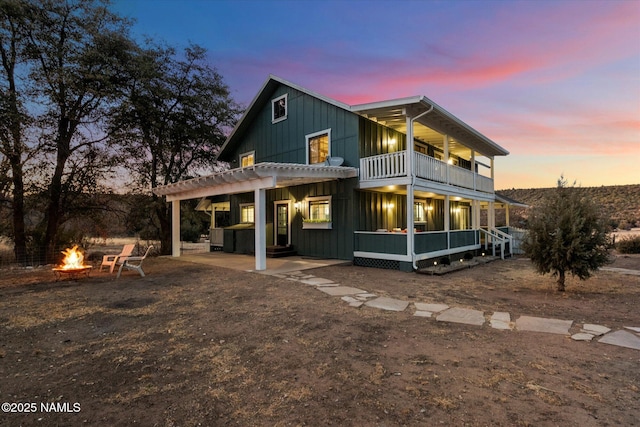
xmin=353 ymin=257 xmax=400 ymax=270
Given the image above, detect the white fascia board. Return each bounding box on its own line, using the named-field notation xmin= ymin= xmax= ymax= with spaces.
xmin=350 ymin=96 xmax=424 ymax=112
xmin=414 ymin=178 xmax=495 ymax=201
xmin=165 ymin=176 xmax=276 ymax=202
xmin=353 ymin=252 xmax=411 ymax=262
xmin=358 ymin=177 xmax=411 ymax=190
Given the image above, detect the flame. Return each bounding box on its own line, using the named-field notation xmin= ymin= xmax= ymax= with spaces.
xmin=60 ymin=245 xmax=86 ymax=270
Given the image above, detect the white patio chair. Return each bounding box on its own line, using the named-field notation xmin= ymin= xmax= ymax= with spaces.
xmin=116 ymin=245 xmax=154 ymax=279
xmin=100 ymin=244 xmax=135 ymax=273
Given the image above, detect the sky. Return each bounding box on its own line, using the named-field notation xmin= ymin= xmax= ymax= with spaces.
xmin=112 ymin=0 xmax=640 ymax=190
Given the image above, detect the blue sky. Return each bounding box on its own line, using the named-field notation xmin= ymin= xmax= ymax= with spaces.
xmin=112 ymin=0 xmax=640 ymax=189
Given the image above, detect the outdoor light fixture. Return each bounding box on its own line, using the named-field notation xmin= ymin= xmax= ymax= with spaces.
xmin=388 ymin=138 xmax=396 ymax=147
xmin=294 ymin=202 xmax=301 ymax=211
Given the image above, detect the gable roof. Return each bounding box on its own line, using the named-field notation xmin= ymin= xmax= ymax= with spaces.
xmin=218 ymin=75 xmax=509 ymax=161
xmin=217 ymin=75 xmax=351 ymax=161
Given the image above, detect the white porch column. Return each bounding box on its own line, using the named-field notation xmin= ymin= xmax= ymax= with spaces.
xmin=254 ymin=188 xmax=266 ymax=271
xmin=505 ymin=204 xmax=510 ymax=227
xmin=172 ymin=200 xmax=180 ymax=257
xmin=471 ymin=150 xmax=476 ymax=190
xmin=405 ymin=113 xmax=415 ymax=261
xmin=489 ymin=202 xmax=496 ymax=230
xmin=443 ymin=134 xmax=450 ymax=184
xmin=444 ymin=195 xmax=450 ymax=250
xmin=490 ymin=158 xmax=495 ymax=181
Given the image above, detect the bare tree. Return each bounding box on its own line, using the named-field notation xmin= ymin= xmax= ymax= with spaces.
xmin=20 ymin=0 xmax=135 ymax=262
xmin=111 ymin=43 xmax=240 ymax=254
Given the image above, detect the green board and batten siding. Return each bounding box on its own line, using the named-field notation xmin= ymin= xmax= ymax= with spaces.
xmin=228 ymin=85 xmax=360 ymax=167
xmin=229 ymin=179 xmax=357 ymax=260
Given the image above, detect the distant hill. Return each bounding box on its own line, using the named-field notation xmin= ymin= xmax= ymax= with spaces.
xmin=497 ymin=184 xmax=640 ymax=229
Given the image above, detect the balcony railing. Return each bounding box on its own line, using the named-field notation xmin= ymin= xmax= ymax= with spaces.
xmin=359 ymin=150 xmax=494 ymax=193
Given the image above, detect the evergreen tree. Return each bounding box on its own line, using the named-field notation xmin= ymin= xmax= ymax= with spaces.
xmin=522 ymin=177 xmax=611 ymax=291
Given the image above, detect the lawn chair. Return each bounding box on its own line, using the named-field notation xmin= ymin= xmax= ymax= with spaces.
xmin=100 ymin=244 xmax=135 ymax=273
xmin=116 ymin=245 xmax=154 ymax=279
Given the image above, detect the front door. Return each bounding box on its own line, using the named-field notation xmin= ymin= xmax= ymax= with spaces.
xmin=275 ymin=202 xmax=290 ymax=246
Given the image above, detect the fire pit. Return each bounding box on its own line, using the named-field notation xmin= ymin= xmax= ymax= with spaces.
xmin=52 ymin=245 xmax=92 ymax=280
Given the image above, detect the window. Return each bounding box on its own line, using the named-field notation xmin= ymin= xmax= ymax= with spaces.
xmin=272 ymin=94 xmax=287 ymax=123
xmin=240 ymin=151 xmax=255 ymax=168
xmin=240 ymin=204 xmax=254 ymax=223
xmin=414 ymin=200 xmax=426 ymax=223
xmin=306 ymin=129 xmax=331 ymax=165
xmin=307 ymin=196 xmax=331 ymax=221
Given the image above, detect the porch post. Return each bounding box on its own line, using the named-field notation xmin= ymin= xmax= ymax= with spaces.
xmin=443 ymin=134 xmax=449 ymax=184
xmin=172 ymin=200 xmax=180 ymax=257
xmin=490 ymin=158 xmax=495 ymax=181
xmin=471 ymin=150 xmax=476 ymax=191
xmin=505 ymin=204 xmax=510 ymax=227
xmin=405 ymin=113 xmax=415 ymax=263
xmin=444 ymin=195 xmax=450 ymax=250
xmin=489 ymin=202 xmax=495 ymax=230
xmin=254 ymin=188 xmax=266 ymax=271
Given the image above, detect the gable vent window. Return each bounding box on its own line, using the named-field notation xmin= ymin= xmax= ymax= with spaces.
xmin=272 ymin=94 xmax=287 ymax=123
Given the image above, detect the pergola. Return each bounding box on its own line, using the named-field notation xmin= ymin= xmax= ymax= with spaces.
xmin=153 ymin=162 xmax=358 ymax=270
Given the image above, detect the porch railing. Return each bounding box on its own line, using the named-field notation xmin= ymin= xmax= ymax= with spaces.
xmin=359 ymin=150 xmax=494 ymax=193
xmin=359 ymin=151 xmax=406 ymax=180
xmin=354 ymin=229 xmax=480 ymax=257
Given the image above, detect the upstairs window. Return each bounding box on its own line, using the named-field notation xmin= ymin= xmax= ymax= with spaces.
xmin=306 ymin=129 xmax=330 ymax=165
xmin=240 ymin=151 xmax=255 ymax=168
xmin=272 ymin=94 xmax=287 ymax=123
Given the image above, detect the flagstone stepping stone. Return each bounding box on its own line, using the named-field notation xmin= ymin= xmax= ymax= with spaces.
xmin=515 ymin=316 xmax=573 ymax=335
xmin=571 ymin=333 xmax=595 ymax=341
xmin=436 ymin=307 xmax=485 ymax=326
xmin=354 ymin=293 xmax=377 ymax=300
xmin=599 ymin=330 xmax=640 ymax=350
xmin=490 ymin=312 xmax=512 ymax=330
xmin=365 ymin=297 xmax=409 ymax=312
xmin=414 ymin=303 xmax=449 ymax=313
xmin=414 ymin=311 xmax=433 ymax=318
xmin=316 ymin=286 xmax=367 ymax=296
xmin=341 ymin=296 xmax=364 ymax=308
xmin=300 ymin=277 xmax=335 ymax=286
xmin=582 ymin=324 xmax=610 ymax=336
xmin=624 ymin=326 xmax=640 ymax=334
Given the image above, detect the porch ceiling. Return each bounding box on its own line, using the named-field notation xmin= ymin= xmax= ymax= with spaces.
xmin=352 ymin=97 xmax=508 ymax=158
xmin=153 ymin=162 xmax=359 ymax=201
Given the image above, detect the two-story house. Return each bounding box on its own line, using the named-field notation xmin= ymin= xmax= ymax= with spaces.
xmin=153 ymin=75 xmax=517 ymax=271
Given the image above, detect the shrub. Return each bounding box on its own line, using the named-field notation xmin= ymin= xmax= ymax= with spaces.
xmin=522 ymin=177 xmax=611 ymax=292
xmin=617 ymin=235 xmax=640 ymax=254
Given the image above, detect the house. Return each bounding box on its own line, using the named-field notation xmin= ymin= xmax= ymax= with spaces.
xmin=153 ymin=75 xmax=519 ymax=271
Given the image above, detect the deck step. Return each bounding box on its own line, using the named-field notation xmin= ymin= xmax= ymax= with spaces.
xmin=266 ymin=245 xmax=296 ymax=258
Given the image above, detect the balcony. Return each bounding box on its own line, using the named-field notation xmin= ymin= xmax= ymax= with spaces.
xmin=359 ymin=151 xmax=494 ymax=193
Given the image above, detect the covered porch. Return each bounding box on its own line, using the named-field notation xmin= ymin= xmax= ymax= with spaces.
xmin=153 ymin=162 xmax=358 ymax=271
xmin=353 ymin=183 xmax=509 ymax=271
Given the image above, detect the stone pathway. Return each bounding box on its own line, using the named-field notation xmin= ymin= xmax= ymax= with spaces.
xmin=272 ymin=270 xmax=640 ymax=352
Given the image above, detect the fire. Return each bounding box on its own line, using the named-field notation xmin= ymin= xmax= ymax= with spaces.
xmin=59 ymin=245 xmax=86 ymax=270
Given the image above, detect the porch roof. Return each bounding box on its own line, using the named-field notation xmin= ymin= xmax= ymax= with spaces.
xmin=153 ymin=162 xmax=358 ymax=201
xmin=352 ymin=97 xmax=509 ymax=158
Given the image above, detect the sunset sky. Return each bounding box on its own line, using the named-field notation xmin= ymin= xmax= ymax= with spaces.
xmin=113 ymin=0 xmax=640 ymax=190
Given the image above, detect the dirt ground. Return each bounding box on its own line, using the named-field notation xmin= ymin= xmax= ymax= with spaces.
xmin=0 ymin=253 xmax=639 ymax=427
